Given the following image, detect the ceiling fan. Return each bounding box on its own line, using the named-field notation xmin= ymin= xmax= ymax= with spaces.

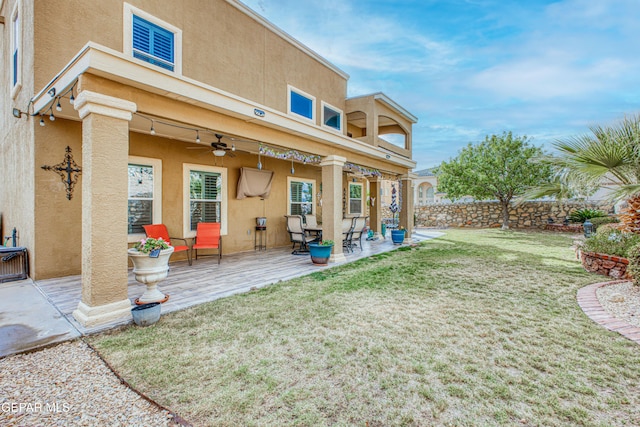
xmin=188 ymin=134 xmax=236 ymax=157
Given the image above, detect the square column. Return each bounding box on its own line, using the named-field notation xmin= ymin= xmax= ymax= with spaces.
xmin=320 ymin=155 xmax=347 ymax=263
xmin=399 ymin=175 xmax=414 ymax=241
xmin=72 ymin=91 xmax=137 ymax=327
xmin=368 ymin=178 xmax=382 ymax=235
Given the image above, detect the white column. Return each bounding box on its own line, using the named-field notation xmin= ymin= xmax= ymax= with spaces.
xmin=320 ymin=155 xmax=347 ymax=263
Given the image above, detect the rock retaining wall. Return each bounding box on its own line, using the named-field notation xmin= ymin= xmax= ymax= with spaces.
xmin=415 ymin=201 xmax=611 ymax=229
xmin=580 ymin=251 xmax=630 ymax=279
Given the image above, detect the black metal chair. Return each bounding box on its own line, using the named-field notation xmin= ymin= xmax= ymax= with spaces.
xmin=342 ymin=217 xmax=356 ymax=253
xmin=350 ymin=216 xmax=368 ymax=251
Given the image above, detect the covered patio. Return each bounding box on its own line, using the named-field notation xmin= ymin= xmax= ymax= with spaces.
xmin=35 ymin=229 xmax=441 ymax=335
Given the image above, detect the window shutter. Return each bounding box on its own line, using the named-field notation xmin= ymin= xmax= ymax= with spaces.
xmin=132 ymin=16 xmax=151 ymax=53
xmin=132 ymin=15 xmax=174 ymax=71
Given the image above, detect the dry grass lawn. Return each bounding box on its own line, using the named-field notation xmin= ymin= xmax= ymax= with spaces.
xmin=90 ymin=229 xmax=640 ymax=426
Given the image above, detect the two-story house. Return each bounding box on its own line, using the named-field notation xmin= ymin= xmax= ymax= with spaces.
xmin=0 ymin=0 xmax=417 ymax=327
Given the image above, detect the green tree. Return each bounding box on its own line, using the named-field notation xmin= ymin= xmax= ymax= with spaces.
xmin=532 ymin=114 xmax=640 ymax=232
xmin=437 ymin=132 xmax=552 ymax=229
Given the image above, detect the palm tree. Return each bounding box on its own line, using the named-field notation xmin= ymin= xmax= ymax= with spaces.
xmin=538 ymin=114 xmax=640 ymax=233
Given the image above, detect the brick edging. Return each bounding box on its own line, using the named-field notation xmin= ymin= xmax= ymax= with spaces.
xmin=577 ymin=280 xmax=640 ymax=344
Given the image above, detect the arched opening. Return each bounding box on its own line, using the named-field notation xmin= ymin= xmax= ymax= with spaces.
xmin=378 ymin=115 xmax=408 ymax=150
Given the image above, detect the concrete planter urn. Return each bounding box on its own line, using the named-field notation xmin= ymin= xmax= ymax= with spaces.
xmin=580 ymin=250 xmax=630 ymax=279
xmin=128 ymin=246 xmax=174 ymax=305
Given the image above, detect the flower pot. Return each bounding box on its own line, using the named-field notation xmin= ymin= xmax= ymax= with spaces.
xmin=308 ymin=243 xmax=333 ymax=265
xmin=131 ymin=302 xmax=161 ymax=326
xmin=256 ymin=217 xmax=267 ymax=227
xmin=391 ymin=229 xmax=406 ymax=244
xmin=128 ymin=246 xmax=174 ymax=304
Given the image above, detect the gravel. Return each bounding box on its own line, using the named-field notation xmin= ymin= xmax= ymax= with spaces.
xmin=596 ymin=281 xmax=640 ymax=327
xmin=0 ymin=340 xmax=178 ymax=427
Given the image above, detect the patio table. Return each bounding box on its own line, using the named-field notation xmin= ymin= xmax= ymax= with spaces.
xmin=304 ymin=225 xmax=323 ymax=242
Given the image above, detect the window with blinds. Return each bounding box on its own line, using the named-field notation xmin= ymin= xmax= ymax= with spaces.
xmin=349 ymin=183 xmax=363 ymax=215
xmin=128 ymin=164 xmax=155 ymax=234
xmin=132 ymin=15 xmax=174 ymax=71
xmin=289 ymin=180 xmax=314 ymax=215
xmin=189 ymin=171 xmax=222 ymax=230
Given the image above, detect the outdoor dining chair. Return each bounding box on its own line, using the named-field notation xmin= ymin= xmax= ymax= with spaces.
xmin=303 ymin=214 xmax=322 ymax=240
xmin=342 ymin=217 xmax=356 ymax=253
xmin=350 ymin=216 xmax=368 ymax=251
xmin=285 ymin=215 xmax=309 ymax=254
xmin=143 ymin=224 xmax=192 ymax=265
xmin=192 ymin=222 xmax=222 ymax=264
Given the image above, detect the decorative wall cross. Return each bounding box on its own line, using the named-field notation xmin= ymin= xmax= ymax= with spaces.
xmin=41 ymin=146 xmax=82 ymax=200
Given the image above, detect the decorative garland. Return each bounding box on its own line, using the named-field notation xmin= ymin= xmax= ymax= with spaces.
xmin=344 ymin=162 xmax=382 ymax=177
xmin=258 ymin=144 xmax=321 ymax=164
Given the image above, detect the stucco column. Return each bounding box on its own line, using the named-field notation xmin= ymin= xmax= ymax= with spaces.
xmin=399 ymin=174 xmax=414 ymax=242
xmin=320 ymin=155 xmax=347 ymax=263
xmin=72 ymin=91 xmax=137 ymax=327
xmin=368 ymin=178 xmax=382 ymax=235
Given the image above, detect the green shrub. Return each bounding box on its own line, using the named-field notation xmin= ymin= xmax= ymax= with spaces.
xmin=568 ymin=208 xmax=608 ymax=223
xmin=581 ymin=228 xmax=640 ymax=258
xmin=589 ymin=216 xmax=620 ymax=230
xmin=627 ymin=243 xmax=640 ymax=286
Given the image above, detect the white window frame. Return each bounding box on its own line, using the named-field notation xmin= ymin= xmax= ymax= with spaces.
xmin=321 ymin=101 xmax=343 ymax=132
xmin=183 ymin=163 xmax=228 ymax=238
xmin=10 ymin=0 xmax=22 ymax=99
xmin=127 ymin=156 xmax=162 ymax=243
xmin=287 ymin=177 xmax=316 ymax=215
xmin=123 ymin=3 xmax=183 ymax=75
xmin=287 ymin=85 xmax=316 ymax=123
xmin=348 ymin=182 xmax=364 ymax=215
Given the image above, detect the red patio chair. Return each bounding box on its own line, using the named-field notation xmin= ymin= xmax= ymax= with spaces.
xmin=192 ymin=222 xmax=222 ymax=264
xmin=143 ymin=224 xmax=192 ymax=266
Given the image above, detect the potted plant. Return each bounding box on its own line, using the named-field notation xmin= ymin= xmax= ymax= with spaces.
xmin=391 ymin=226 xmax=406 ymax=244
xmin=308 ymin=240 xmax=334 ymax=265
xmin=128 ymin=237 xmax=174 ymax=305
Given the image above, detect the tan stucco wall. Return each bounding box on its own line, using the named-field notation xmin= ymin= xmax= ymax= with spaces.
xmin=33 ymin=120 xmax=83 ymax=278
xmin=33 ymin=0 xmax=347 ymax=119
xmin=20 ymin=1 xmax=415 ymax=280
xmin=1 ymin=0 xmax=37 ymax=274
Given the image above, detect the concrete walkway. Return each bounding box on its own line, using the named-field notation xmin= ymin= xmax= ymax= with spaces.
xmin=0 ymin=279 xmax=80 ymax=358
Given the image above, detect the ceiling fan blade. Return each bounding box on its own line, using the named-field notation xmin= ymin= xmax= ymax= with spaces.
xmin=186 ymin=146 xmax=210 ymax=150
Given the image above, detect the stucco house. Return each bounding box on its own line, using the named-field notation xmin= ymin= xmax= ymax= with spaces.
xmin=0 ymin=0 xmax=417 ymax=327
xmin=413 ymin=168 xmax=443 ymax=205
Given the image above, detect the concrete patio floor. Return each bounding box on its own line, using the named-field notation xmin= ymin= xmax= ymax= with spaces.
xmin=0 ymin=229 xmax=443 ymax=358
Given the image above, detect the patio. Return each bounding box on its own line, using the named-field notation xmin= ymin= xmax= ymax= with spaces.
xmin=35 ymin=229 xmax=442 ymax=335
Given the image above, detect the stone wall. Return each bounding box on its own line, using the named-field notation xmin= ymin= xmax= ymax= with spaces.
xmin=415 ymin=201 xmax=612 ymax=229
xmin=580 ymin=251 xmax=630 ymax=279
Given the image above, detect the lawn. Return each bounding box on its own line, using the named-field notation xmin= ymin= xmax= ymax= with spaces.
xmin=90 ymin=229 xmax=640 ymax=426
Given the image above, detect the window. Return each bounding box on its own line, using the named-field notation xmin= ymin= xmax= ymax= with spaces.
xmin=10 ymin=0 xmax=22 ymax=98
xmin=348 ymin=182 xmax=363 ymax=215
xmin=128 ymin=157 xmax=162 ymax=242
xmin=288 ymin=85 xmax=315 ymax=121
xmin=322 ymin=101 xmax=342 ymax=131
xmin=184 ymin=164 xmax=227 ymax=237
xmin=288 ymin=177 xmax=315 ymax=215
xmin=123 ymin=3 xmax=182 ymax=74
xmin=426 ymin=186 xmax=435 ymax=203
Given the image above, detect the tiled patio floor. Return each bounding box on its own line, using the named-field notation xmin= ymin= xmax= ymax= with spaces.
xmin=35 ymin=229 xmax=443 ymax=335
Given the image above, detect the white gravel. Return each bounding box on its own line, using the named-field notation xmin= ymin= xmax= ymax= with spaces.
xmin=0 ymin=340 xmax=177 ymax=427
xmin=596 ymin=281 xmax=640 ymax=327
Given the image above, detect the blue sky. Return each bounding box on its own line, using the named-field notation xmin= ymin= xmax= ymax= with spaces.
xmin=240 ymin=0 xmax=640 ymax=171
